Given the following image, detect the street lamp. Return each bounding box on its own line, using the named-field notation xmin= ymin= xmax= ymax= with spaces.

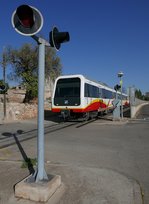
xmin=118 ymin=71 xmax=124 ymax=119
xmin=118 ymin=71 xmax=124 ymax=78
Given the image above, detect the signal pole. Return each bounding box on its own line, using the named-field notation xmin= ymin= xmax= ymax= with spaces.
xmin=2 ymin=47 xmax=7 ymax=119
xmin=118 ymin=71 xmax=124 ymax=119
xmin=32 ymin=36 xmax=50 ymax=182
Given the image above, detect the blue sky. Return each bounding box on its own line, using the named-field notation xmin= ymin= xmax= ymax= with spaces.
xmin=0 ymin=0 xmax=149 ymax=93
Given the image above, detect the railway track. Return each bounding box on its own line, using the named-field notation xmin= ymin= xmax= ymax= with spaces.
xmin=0 ymin=107 xmax=130 ymax=149
xmin=0 ymin=121 xmax=78 ymax=149
xmin=0 ymin=119 xmax=98 ymax=149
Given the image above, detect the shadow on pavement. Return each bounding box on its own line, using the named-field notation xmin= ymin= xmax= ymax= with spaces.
xmin=2 ymin=130 xmax=35 ymax=175
xmin=44 ymin=110 xmax=62 ymax=123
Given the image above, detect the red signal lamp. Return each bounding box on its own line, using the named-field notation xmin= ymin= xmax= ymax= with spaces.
xmin=16 ymin=5 xmax=34 ymax=28
xmin=12 ymin=4 xmax=43 ymax=36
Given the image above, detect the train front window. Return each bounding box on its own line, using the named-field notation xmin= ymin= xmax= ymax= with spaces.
xmin=55 ymin=78 xmax=80 ymax=98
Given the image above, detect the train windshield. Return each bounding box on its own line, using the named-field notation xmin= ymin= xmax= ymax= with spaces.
xmin=55 ymin=77 xmax=80 ymax=97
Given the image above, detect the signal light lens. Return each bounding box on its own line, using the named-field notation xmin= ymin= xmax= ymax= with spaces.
xmin=16 ymin=5 xmax=34 ymax=28
xmin=12 ymin=4 xmax=43 ymax=36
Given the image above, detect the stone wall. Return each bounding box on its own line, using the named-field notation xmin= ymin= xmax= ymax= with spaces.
xmin=0 ymin=87 xmax=52 ymax=122
xmin=0 ymin=102 xmax=38 ymax=122
xmin=9 ymin=103 xmax=38 ymax=120
xmin=0 ymin=89 xmax=26 ymax=103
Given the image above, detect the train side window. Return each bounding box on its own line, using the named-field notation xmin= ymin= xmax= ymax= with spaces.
xmin=102 ymin=89 xmax=114 ymax=99
xmin=99 ymin=88 xmax=102 ymax=98
xmin=112 ymin=92 xmax=116 ymax=98
xmin=92 ymin=86 xmax=99 ymax=97
xmin=85 ymin=83 xmax=89 ymax=97
xmin=85 ymin=83 xmax=99 ymax=98
xmin=102 ymin=89 xmax=106 ymax=98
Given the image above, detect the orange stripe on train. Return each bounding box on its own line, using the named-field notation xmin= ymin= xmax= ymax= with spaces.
xmin=52 ymin=99 xmax=109 ymax=113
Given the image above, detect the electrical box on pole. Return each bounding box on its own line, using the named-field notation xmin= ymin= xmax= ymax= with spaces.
xmin=112 ymin=98 xmax=121 ymax=120
xmin=113 ymin=84 xmax=121 ymax=120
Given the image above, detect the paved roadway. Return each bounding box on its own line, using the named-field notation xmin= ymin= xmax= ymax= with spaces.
xmin=0 ymin=104 xmax=149 ymax=203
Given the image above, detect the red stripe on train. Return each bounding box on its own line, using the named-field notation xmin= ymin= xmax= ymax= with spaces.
xmin=52 ymin=101 xmax=108 ymax=113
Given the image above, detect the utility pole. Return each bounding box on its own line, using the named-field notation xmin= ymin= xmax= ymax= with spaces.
xmin=32 ymin=36 xmax=49 ymax=182
xmin=2 ymin=47 xmax=7 ymax=119
xmin=118 ymin=71 xmax=124 ymax=119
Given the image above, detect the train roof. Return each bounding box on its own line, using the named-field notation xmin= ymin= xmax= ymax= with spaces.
xmin=56 ymin=74 xmax=113 ymax=89
xmin=56 ymin=74 xmax=127 ymax=96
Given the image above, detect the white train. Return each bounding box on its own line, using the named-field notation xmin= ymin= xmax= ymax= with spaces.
xmin=51 ymin=74 xmax=128 ymax=120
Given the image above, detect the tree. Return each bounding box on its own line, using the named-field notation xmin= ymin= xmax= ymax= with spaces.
xmin=8 ymin=43 xmax=62 ymax=102
xmin=135 ymin=89 xmax=143 ymax=99
xmin=135 ymin=89 xmax=149 ymax=101
xmin=8 ymin=44 xmax=38 ymax=102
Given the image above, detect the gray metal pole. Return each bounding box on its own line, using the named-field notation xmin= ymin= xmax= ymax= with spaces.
xmin=120 ymin=79 xmax=123 ymax=119
xmin=35 ymin=42 xmax=48 ymax=182
xmin=2 ymin=47 xmax=7 ymax=119
xmin=118 ymin=71 xmax=124 ymax=119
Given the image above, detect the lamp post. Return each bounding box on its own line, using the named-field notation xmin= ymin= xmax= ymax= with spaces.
xmin=118 ymin=71 xmax=124 ymax=119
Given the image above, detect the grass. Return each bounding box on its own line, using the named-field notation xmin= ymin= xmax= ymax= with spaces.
xmin=21 ymin=158 xmax=37 ymax=168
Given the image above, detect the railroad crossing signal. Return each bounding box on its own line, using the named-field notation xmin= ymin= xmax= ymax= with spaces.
xmin=11 ymin=4 xmax=43 ymax=36
xmin=49 ymin=27 xmax=70 ymax=50
xmin=0 ymin=84 xmax=6 ymax=91
xmin=114 ymin=84 xmax=121 ymax=91
xmin=11 ymin=4 xmax=70 ymax=185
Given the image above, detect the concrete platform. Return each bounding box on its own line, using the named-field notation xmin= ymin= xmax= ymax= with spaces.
xmin=0 ymin=161 xmax=143 ymax=204
xmin=15 ymin=174 xmax=61 ymax=202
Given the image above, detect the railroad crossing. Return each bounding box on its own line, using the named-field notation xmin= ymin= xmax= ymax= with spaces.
xmin=0 ymin=104 xmax=149 ymax=203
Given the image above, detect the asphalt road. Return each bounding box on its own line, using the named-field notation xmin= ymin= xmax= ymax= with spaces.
xmin=0 ymin=104 xmax=149 ymax=203
xmin=43 ymin=116 xmax=149 ymax=203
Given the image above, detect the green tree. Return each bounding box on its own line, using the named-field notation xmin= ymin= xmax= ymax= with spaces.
xmin=135 ymin=89 xmax=143 ymax=99
xmin=135 ymin=89 xmax=149 ymax=101
xmin=8 ymin=43 xmax=62 ymax=102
